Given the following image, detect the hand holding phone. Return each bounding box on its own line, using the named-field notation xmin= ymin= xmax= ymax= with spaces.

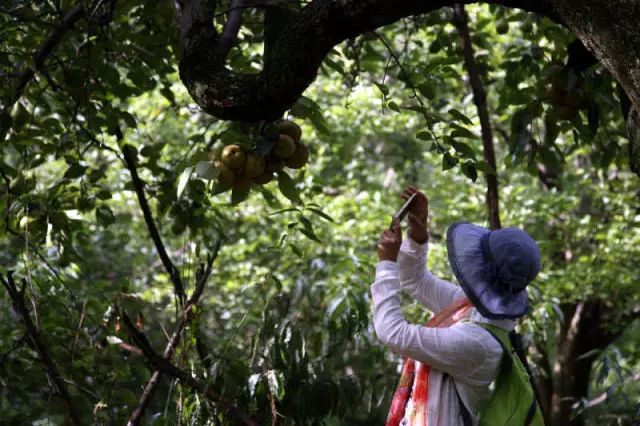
xmin=390 ymin=193 xmax=417 ymax=230
xmin=399 ymin=186 xmax=429 ymax=244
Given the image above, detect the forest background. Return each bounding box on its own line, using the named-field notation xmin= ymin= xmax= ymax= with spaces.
xmin=1 ymin=1 xmax=639 ymax=425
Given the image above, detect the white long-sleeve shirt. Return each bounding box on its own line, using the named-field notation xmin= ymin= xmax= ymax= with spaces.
xmin=371 ymin=236 xmax=516 ymax=425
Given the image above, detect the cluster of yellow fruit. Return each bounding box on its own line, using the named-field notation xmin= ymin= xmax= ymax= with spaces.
xmin=210 ymin=120 xmax=309 ymax=192
xmin=545 ymin=65 xmax=587 ymax=120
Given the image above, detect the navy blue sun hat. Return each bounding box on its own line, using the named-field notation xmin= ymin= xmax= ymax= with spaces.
xmin=446 ymin=222 xmax=541 ymax=319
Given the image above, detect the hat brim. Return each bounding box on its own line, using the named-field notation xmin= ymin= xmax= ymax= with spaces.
xmin=446 ymin=222 xmax=529 ymax=319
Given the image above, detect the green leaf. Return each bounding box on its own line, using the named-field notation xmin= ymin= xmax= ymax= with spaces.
xmin=277 ymin=171 xmax=301 ymax=204
xmin=96 ymin=205 xmax=116 ymax=227
xmin=324 ymin=57 xmax=345 ymax=75
xmin=416 ymin=131 xmax=431 ymax=141
xmin=403 ymin=105 xmax=428 ymax=114
xmin=269 ymin=207 xmax=300 ymax=216
xmin=299 ymin=215 xmax=321 ymax=242
xmin=0 ymin=111 xmax=12 ymax=141
xmin=64 ymin=163 xmax=87 ymax=179
xmin=449 ymin=140 xmax=476 ymax=159
xmin=388 ymin=101 xmax=400 ymax=112
xmin=449 ymin=109 xmax=473 ymax=126
xmin=177 ymin=167 xmax=192 ymax=198
xmin=418 ymin=83 xmax=436 ymax=100
xmin=121 ymin=111 xmax=137 ymax=129
xmin=442 ymin=153 xmax=457 ymax=171
xmin=195 ymin=161 xmax=219 ymax=180
xmin=305 ymin=207 xmax=335 ymax=223
xmin=310 ymin=110 xmax=331 ymax=136
xmin=449 ymin=124 xmax=478 ymax=140
xmin=122 ymin=144 xmax=138 ymax=163
xmin=289 ymin=242 xmax=303 ymax=257
xmin=96 ymin=189 xmax=112 ymax=200
xmin=231 ymin=184 xmax=251 ymax=205
xmin=460 ymin=161 xmax=478 ymax=182
xmin=374 ymin=82 xmax=389 ymax=97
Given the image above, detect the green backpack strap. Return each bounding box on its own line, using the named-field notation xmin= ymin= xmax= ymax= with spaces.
xmin=467 ymin=322 xmax=545 ymax=426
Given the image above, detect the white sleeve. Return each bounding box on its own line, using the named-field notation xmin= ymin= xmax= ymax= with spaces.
xmin=371 ymin=262 xmax=495 ymax=379
xmin=397 ymin=236 xmax=465 ymax=313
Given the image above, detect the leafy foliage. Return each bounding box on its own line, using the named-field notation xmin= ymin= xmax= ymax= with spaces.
xmin=0 ymin=3 xmax=638 ymax=425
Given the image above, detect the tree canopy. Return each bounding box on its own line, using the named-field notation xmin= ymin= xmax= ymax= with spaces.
xmin=1 ymin=1 xmax=639 ymax=425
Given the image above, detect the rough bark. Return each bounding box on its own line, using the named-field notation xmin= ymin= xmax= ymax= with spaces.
xmin=176 ymin=0 xmax=556 ymax=121
xmin=177 ymin=0 xmax=640 ymax=124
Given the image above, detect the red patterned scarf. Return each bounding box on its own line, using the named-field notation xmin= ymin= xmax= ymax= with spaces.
xmin=386 ymin=297 xmax=473 ymax=426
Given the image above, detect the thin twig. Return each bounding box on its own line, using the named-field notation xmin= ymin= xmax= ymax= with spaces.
xmin=372 ymin=31 xmax=440 ymax=143
xmin=1 ymin=272 xmax=83 ymax=426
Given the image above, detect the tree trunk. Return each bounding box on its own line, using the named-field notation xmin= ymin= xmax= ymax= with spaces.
xmin=541 ymin=300 xmax=638 ymax=425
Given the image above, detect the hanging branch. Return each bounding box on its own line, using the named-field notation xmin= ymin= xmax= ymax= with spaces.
xmin=4 ymin=2 xmax=85 ymax=113
xmin=1 ymin=272 xmax=82 ymax=426
xmin=121 ymin=310 xmax=256 ymax=426
xmin=452 ymin=4 xmax=501 ymax=230
xmin=127 ymin=242 xmax=221 ymax=426
xmin=121 ymin=144 xmax=186 ymax=304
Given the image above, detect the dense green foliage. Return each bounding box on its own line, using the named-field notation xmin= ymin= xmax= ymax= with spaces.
xmin=1 ymin=2 xmax=638 ymax=425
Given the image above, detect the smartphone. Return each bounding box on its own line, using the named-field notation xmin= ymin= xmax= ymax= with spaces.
xmin=390 ymin=192 xmax=417 ymax=230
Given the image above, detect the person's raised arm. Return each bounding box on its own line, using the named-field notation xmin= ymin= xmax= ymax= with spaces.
xmin=396 ymin=186 xmax=463 ymax=312
xmin=372 ymin=218 xmax=490 ymax=378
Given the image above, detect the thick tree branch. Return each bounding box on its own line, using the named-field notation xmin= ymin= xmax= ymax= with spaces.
xmin=121 ymin=145 xmax=186 ymax=304
xmin=452 ymin=4 xmax=501 ymax=230
xmin=121 ymin=310 xmax=256 ymax=425
xmin=1 ymin=272 xmax=82 ymax=426
xmin=126 ymin=241 xmax=221 ymax=426
xmin=177 ymin=0 xmax=557 ymax=122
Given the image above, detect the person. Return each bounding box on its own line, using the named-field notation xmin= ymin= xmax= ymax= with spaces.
xmin=372 ymin=186 xmax=542 ymax=425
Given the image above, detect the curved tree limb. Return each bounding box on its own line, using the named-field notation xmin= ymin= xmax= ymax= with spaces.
xmin=1 ymin=272 xmax=82 ymax=426
xmin=452 ymin=4 xmax=501 ymax=230
xmin=178 ymin=0 xmax=640 ymax=170
xmin=177 ymin=0 xmax=558 ymax=122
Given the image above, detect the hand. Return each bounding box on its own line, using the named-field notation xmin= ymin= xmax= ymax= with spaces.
xmin=378 ymin=217 xmax=402 ymax=262
xmin=401 ymin=186 xmax=429 ymax=244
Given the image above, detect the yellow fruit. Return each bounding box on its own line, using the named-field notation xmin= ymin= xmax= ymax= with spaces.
xmin=277 ymin=120 xmax=302 ymax=143
xmin=243 ymin=153 xmax=265 ymax=178
xmin=253 ymin=171 xmax=274 ymax=185
xmin=221 ymin=144 xmax=246 ymax=169
xmin=274 ymin=134 xmax=296 ymax=159
xmin=285 ymin=143 xmax=309 ymax=169
xmin=232 ymin=175 xmax=252 ymax=191
xmin=215 ymin=163 xmax=235 ymax=189
xmin=266 ymin=159 xmax=285 ymax=173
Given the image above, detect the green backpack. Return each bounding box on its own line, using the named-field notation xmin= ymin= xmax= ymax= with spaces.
xmin=456 ymin=322 xmax=545 ymax=426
